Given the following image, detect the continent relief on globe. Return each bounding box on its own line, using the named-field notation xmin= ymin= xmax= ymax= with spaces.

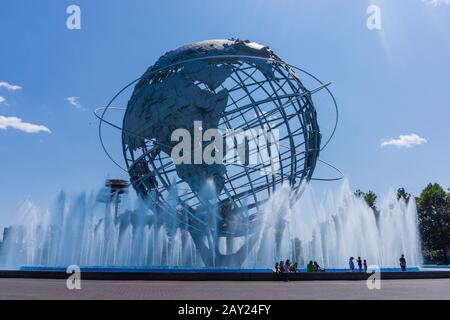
xmin=123 ymin=39 xmax=279 ymax=195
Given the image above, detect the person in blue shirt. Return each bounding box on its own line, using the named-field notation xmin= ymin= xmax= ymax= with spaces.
xmin=349 ymin=257 xmax=355 ymax=272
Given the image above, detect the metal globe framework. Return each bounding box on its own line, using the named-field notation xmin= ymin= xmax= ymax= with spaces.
xmin=95 ymin=39 xmax=341 ymax=267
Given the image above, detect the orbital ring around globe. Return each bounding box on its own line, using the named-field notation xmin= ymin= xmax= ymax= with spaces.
xmin=95 ymin=54 xmax=343 ymax=187
xmin=94 ymin=42 xmax=346 ymax=246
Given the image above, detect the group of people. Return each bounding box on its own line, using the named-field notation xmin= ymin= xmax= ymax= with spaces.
xmin=273 ymin=254 xmax=408 ymax=274
xmin=273 ymin=260 xmax=325 ymax=273
xmin=348 ymin=257 xmax=368 ymax=272
xmin=348 ymin=254 xmax=408 ymax=272
xmin=306 ymin=261 xmax=325 ymax=272
xmin=273 ymin=260 xmax=299 ymax=273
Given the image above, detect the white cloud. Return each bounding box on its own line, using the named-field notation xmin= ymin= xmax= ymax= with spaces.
xmin=65 ymin=96 xmax=84 ymax=110
xmin=0 ymin=96 xmax=5 ymax=104
xmin=381 ymin=134 xmax=427 ymax=148
xmin=422 ymin=0 xmax=450 ymax=6
xmin=0 ymin=81 xmax=22 ymax=91
xmin=0 ymin=115 xmax=51 ymax=134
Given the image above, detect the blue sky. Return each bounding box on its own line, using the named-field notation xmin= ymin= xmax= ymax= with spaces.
xmin=0 ymin=0 xmax=449 ymax=230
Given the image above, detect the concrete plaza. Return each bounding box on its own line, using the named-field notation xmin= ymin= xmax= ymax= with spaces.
xmin=0 ymin=278 xmax=449 ymax=300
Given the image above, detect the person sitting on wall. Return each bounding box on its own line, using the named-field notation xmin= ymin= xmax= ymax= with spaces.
xmin=307 ymin=261 xmax=314 ymax=273
xmin=290 ymin=262 xmax=298 ymax=273
xmin=273 ymin=262 xmax=280 ymax=273
xmin=313 ymin=261 xmax=325 ymax=272
xmin=284 ymin=259 xmax=291 ymax=273
xmin=279 ymin=260 xmax=285 ymax=273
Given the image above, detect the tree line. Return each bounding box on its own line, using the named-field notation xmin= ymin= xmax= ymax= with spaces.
xmin=354 ymin=183 xmax=450 ymax=265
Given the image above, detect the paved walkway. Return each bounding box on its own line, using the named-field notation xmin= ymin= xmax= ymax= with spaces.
xmin=0 ymin=278 xmax=449 ymax=300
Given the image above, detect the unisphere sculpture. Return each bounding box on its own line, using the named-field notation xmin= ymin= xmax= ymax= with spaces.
xmin=99 ymin=39 xmax=339 ymax=267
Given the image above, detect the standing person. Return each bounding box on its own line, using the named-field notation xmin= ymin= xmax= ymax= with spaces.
xmin=307 ymin=261 xmax=314 ymax=273
xmin=400 ymin=254 xmax=407 ymax=271
xmin=291 ymin=262 xmax=298 ymax=273
xmin=363 ymin=259 xmax=368 ymax=272
xmin=349 ymin=257 xmax=355 ymax=272
xmin=357 ymin=257 xmax=363 ymax=272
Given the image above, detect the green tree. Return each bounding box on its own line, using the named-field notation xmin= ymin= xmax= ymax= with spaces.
xmin=417 ymin=183 xmax=450 ymax=265
xmin=397 ymin=188 xmax=411 ymax=203
xmin=354 ymin=189 xmax=378 ymax=211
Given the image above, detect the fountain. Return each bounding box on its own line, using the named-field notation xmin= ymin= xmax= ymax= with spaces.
xmin=0 ymin=179 xmax=422 ymax=270
xmin=0 ymin=39 xmax=423 ymax=271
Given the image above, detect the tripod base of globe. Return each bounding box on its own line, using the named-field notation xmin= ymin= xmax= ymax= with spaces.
xmin=183 ymin=201 xmax=259 ymax=267
xmin=191 ymin=234 xmax=259 ymax=268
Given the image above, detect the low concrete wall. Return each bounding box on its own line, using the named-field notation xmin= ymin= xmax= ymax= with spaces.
xmin=1 ymin=270 xmax=450 ymax=281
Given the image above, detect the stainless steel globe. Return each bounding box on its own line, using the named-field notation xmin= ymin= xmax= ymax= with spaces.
xmin=106 ymin=39 xmax=338 ymax=267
